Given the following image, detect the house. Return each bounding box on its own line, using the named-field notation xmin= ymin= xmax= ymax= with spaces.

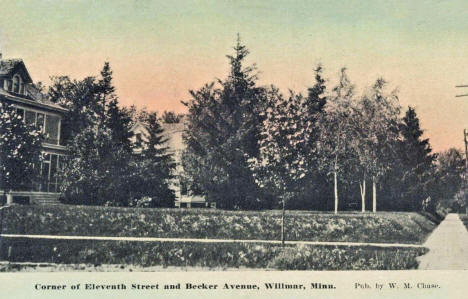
xmin=0 ymin=54 xmax=67 ymax=205
xmin=129 ymin=119 xmax=213 ymax=208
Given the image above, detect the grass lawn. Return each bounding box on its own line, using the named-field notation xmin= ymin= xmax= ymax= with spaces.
xmin=0 ymin=205 xmax=437 ymax=270
xmin=1 ymin=205 xmax=438 ymax=244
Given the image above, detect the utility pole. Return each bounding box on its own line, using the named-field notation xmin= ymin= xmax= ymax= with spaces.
xmin=456 ymin=86 xmax=468 ymax=215
xmin=464 ymin=130 xmax=468 ymax=215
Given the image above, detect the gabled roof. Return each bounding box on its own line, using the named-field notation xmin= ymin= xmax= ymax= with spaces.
xmin=130 ymin=121 xmax=150 ymax=136
xmin=0 ymin=59 xmax=33 ymax=83
xmin=0 ymin=88 xmax=67 ymax=114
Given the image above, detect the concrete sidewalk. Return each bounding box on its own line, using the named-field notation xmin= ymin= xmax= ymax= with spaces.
xmin=418 ymin=213 xmax=468 ymax=270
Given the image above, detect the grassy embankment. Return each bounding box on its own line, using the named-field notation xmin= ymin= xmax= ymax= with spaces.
xmin=459 ymin=214 xmax=468 ymax=231
xmin=0 ymin=205 xmax=437 ymax=270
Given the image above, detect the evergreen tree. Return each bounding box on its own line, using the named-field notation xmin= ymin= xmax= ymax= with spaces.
xmin=50 ymin=63 xmax=152 ymax=206
xmin=293 ymin=65 xmax=330 ymax=210
xmin=182 ymin=36 xmax=266 ymax=209
xmin=129 ymin=111 xmax=176 ymax=207
xmin=397 ymin=106 xmax=437 ymax=210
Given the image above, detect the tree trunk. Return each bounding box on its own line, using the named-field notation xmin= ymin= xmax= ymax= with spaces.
xmin=334 ymin=170 xmax=338 ymax=215
xmin=281 ymin=198 xmax=286 ymax=246
xmin=372 ymin=176 xmax=377 ymax=213
xmin=360 ymin=179 xmax=366 ymax=213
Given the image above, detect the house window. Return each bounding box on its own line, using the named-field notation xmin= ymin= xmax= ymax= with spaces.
xmin=44 ymin=114 xmax=60 ymax=144
xmin=36 ymin=113 xmax=45 ymax=132
xmin=6 ymin=79 xmax=12 ymax=92
xmin=25 ymin=110 xmax=36 ymax=125
xmin=18 ymin=109 xmax=62 ymax=144
xmin=13 ymin=75 xmax=21 ymax=94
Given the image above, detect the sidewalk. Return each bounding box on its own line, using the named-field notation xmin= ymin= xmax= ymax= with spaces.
xmin=0 ymin=233 xmax=424 ymax=248
xmin=417 ymin=213 xmax=468 ymax=270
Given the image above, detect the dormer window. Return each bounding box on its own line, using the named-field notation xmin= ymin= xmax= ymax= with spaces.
xmin=12 ymin=74 xmax=21 ymax=94
xmin=6 ymin=79 xmax=12 ymax=92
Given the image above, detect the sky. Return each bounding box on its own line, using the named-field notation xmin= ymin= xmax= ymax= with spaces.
xmin=1 ymin=0 xmax=468 ymax=152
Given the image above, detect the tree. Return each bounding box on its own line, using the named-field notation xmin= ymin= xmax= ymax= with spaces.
xmin=354 ymin=78 xmax=400 ymax=212
xmin=59 ymin=125 xmax=132 ymax=205
xmin=396 ymin=106 xmax=437 ymax=210
xmin=432 ymin=148 xmax=465 ymax=211
xmin=48 ymin=75 xmax=102 ymax=143
xmin=0 ymin=102 xmax=43 ymax=201
xmin=318 ymin=68 xmax=356 ymax=214
xmin=129 ymin=111 xmax=176 ymax=207
xmin=248 ymin=88 xmax=311 ymax=244
xmin=50 ymin=63 xmax=138 ymax=206
xmin=182 ymin=36 xmax=266 ymax=209
xmin=291 ymin=65 xmax=330 ymax=210
xmin=161 ymin=111 xmax=183 ymax=123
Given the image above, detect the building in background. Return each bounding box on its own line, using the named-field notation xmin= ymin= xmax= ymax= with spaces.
xmin=0 ymin=54 xmax=67 ymax=204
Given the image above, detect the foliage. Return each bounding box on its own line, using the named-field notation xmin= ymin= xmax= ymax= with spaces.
xmin=459 ymin=214 xmax=468 ymax=231
xmin=128 ymin=110 xmax=176 ymax=207
xmin=161 ymin=111 xmax=184 ymax=123
xmin=248 ymin=88 xmax=308 ymax=205
xmin=59 ymin=125 xmax=133 ymax=206
xmin=317 ymin=68 xmax=356 ymax=213
xmin=267 ymin=245 xmax=426 ymax=270
xmin=49 ymin=63 xmax=174 ymax=207
xmin=0 ymin=102 xmax=43 ymax=193
xmin=2 ymin=205 xmax=438 ymax=244
xmin=182 ymin=36 xmax=266 ymax=209
xmin=353 ymin=79 xmax=400 ymax=212
xmin=249 ymin=65 xmax=328 ymax=209
xmin=1 ymin=238 xmax=427 ymax=270
xmin=431 ymin=148 xmax=465 ymax=211
xmin=390 ymin=106 xmax=437 ymax=211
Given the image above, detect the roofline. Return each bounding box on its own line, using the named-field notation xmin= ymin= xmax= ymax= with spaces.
xmin=0 ymin=93 xmax=67 ymax=113
xmin=0 ymin=59 xmax=33 ymax=83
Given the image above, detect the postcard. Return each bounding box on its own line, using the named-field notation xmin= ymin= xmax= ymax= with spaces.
xmin=0 ymin=1 xmax=467 ymax=298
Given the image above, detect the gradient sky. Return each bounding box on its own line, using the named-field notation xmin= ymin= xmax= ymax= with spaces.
xmin=1 ymin=0 xmax=468 ymax=152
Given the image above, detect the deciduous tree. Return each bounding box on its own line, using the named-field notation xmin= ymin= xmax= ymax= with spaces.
xmin=0 ymin=102 xmax=43 ymax=201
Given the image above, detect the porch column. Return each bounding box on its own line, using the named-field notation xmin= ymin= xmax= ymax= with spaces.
xmin=6 ymin=193 xmax=13 ymax=205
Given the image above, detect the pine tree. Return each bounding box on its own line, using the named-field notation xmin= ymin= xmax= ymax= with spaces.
xmin=129 ymin=111 xmax=176 ymax=207
xmin=397 ymin=106 xmax=437 ymax=210
xmin=182 ymin=36 xmax=266 ymax=209
xmin=293 ymin=65 xmax=330 ymax=210
xmin=52 ymin=63 xmax=133 ymax=206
